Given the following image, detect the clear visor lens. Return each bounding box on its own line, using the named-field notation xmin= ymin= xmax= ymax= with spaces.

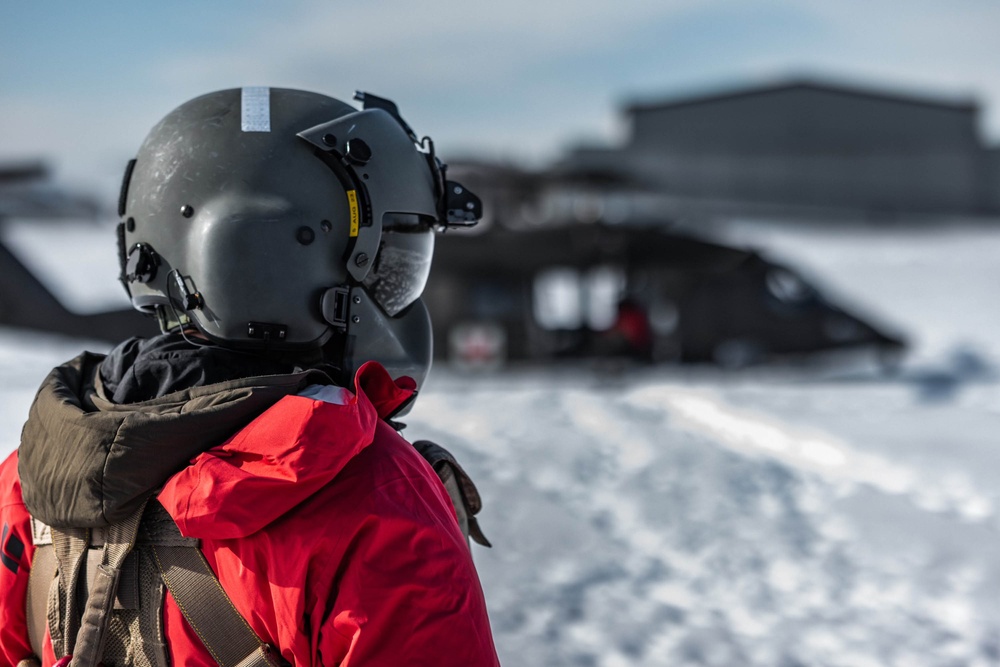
xmin=364 ymin=227 xmax=434 ymax=317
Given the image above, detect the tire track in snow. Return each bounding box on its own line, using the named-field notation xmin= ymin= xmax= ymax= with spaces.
xmin=627 ymin=384 xmax=997 ymax=525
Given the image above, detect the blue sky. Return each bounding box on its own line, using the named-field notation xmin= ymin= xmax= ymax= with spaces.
xmin=3 ymin=0 xmax=999 ymax=202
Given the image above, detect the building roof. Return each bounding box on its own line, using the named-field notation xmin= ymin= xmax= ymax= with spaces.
xmin=624 ymin=79 xmax=979 ymax=115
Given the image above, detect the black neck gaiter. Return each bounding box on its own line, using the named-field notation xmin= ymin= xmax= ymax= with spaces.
xmin=99 ymin=333 xmax=324 ymax=404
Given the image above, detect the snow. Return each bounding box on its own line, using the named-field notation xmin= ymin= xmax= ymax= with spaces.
xmin=407 ymin=369 xmax=1000 ymax=666
xmin=2 ymin=221 xmax=999 ymax=665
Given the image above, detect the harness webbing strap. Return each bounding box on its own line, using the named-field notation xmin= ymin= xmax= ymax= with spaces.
xmin=151 ymin=543 xmax=280 ymax=667
xmin=69 ymin=500 xmax=147 ymax=667
xmin=50 ymin=527 xmax=90 ymax=656
xmin=26 ymin=545 xmax=56 ymax=657
xmin=29 ymin=503 xmax=277 ymax=667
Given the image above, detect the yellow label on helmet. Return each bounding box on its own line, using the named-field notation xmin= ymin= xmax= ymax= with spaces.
xmin=347 ymin=190 xmax=359 ymax=237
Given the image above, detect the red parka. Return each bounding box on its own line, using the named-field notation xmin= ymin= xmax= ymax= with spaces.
xmin=0 ymin=361 xmax=499 ymax=666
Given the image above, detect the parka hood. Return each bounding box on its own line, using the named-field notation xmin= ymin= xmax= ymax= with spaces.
xmin=18 ymin=350 xmax=414 ymax=532
xmin=159 ymin=361 xmax=416 ymax=539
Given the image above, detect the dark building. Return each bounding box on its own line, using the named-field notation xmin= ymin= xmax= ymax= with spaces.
xmin=563 ymin=80 xmax=1000 ymax=220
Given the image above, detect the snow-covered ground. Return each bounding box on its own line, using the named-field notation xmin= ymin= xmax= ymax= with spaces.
xmin=2 ymin=220 xmax=999 ymax=666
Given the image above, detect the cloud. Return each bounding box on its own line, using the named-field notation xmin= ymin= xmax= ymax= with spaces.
xmin=3 ymin=0 xmax=1000 ymax=203
xmin=141 ymin=0 xmax=1000 ymax=147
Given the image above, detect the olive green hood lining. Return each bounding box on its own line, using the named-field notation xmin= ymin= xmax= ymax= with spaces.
xmin=19 ymin=351 xmax=331 ymax=529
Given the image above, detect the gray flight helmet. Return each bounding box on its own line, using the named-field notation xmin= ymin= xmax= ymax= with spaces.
xmin=118 ymin=87 xmax=481 ymax=392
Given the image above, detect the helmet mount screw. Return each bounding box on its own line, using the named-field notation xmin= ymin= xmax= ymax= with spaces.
xmin=353 ymin=295 xmax=361 ymax=304
xmin=296 ymin=226 xmax=315 ymax=245
xmin=352 ymin=315 xmax=361 ymax=324
xmin=345 ymin=139 xmax=372 ymax=164
xmin=355 ymin=253 xmax=369 ymax=267
xmin=180 ymin=205 xmax=194 ymax=218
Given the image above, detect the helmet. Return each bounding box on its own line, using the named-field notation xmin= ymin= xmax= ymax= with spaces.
xmin=117 ymin=87 xmax=480 ymax=390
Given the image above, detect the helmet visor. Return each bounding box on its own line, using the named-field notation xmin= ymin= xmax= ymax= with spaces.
xmin=363 ymin=219 xmax=435 ymax=317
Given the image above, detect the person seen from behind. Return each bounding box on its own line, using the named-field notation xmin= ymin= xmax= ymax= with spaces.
xmin=0 ymin=87 xmax=499 ymax=667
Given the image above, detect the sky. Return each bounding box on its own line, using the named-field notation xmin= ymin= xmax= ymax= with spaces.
xmin=2 ymin=0 xmax=1000 ymax=206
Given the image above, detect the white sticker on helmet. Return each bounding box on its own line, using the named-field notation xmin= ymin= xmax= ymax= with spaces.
xmin=241 ymin=86 xmax=271 ymax=132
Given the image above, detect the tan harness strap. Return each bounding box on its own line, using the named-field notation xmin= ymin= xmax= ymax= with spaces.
xmin=151 ymin=540 xmax=280 ymax=667
xmin=49 ymin=526 xmax=90 ymax=657
xmin=69 ymin=500 xmax=147 ymax=667
xmin=26 ymin=544 xmax=56 ymax=658
xmin=30 ymin=503 xmax=276 ymax=667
